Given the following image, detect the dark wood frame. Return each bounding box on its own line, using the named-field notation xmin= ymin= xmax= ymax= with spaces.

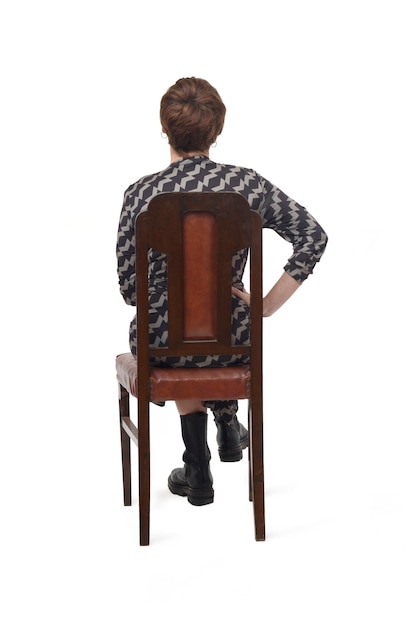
xmin=117 ymin=192 xmax=265 ymax=545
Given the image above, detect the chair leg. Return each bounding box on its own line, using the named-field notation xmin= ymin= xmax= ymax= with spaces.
xmin=250 ymin=399 xmax=265 ymax=541
xmin=119 ymin=384 xmax=132 ymax=506
xmin=138 ymin=397 xmax=151 ymax=546
xmin=248 ymin=400 xmax=253 ymax=502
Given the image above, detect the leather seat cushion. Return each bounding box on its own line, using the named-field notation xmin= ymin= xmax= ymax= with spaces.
xmin=116 ymin=353 xmax=250 ymax=401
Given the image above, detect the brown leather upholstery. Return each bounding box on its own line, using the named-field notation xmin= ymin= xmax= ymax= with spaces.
xmin=116 ymin=353 xmax=139 ymax=398
xmin=150 ymin=364 xmax=251 ymax=402
xmin=116 ymin=192 xmax=265 ymax=545
xmin=117 ymin=352 xmax=250 ymax=401
xmin=183 ymin=212 xmax=217 ymax=340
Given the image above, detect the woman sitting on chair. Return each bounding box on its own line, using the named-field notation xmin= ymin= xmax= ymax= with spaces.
xmin=116 ymin=77 xmax=328 ymax=506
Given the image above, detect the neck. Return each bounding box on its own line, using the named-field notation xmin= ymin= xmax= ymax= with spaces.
xmin=170 ymin=146 xmax=209 ymax=163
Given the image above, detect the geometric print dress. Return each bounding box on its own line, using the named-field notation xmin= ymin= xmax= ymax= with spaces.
xmin=116 ymin=155 xmax=328 ymax=416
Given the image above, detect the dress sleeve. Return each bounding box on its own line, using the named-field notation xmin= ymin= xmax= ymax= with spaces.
xmin=259 ymin=176 xmax=328 ymax=283
xmin=116 ymin=185 xmax=137 ymax=306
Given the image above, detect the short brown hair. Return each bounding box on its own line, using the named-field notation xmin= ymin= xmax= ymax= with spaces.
xmin=160 ymin=77 xmax=226 ymax=155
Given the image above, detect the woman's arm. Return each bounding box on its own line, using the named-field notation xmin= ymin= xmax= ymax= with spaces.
xmin=116 ymin=188 xmax=137 ymax=306
xmin=232 ymin=270 xmax=300 ymax=317
xmin=233 ymin=175 xmax=328 ymax=316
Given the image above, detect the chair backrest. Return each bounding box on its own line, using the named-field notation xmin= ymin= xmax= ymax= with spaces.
xmin=135 ymin=192 xmax=262 ymax=383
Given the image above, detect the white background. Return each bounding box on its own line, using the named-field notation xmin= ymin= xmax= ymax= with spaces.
xmin=1 ymin=1 xmax=416 ymax=624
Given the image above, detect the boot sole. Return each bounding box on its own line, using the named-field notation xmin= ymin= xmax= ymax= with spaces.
xmin=168 ymin=477 xmax=214 ymax=506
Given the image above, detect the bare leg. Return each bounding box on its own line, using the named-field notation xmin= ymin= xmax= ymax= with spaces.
xmin=175 ymin=399 xmax=206 ymax=415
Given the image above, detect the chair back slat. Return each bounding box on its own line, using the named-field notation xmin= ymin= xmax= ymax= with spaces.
xmin=135 ymin=192 xmax=261 ymax=364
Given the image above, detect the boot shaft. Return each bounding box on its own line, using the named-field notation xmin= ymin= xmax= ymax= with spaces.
xmin=180 ymin=411 xmax=212 ymax=487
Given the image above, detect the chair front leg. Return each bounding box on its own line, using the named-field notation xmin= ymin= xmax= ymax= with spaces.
xmin=119 ymin=384 xmax=132 ymax=506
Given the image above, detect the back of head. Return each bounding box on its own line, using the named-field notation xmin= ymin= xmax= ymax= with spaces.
xmin=160 ymin=77 xmax=226 ymax=155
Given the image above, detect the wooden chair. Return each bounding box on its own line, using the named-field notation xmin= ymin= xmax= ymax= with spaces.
xmin=116 ymin=192 xmax=265 ymax=545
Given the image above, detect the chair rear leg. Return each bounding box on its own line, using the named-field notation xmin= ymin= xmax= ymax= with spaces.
xmin=250 ymin=400 xmax=265 ymax=541
xmin=248 ymin=400 xmax=253 ymax=502
xmin=138 ymin=397 xmax=150 ymax=546
xmin=119 ymin=384 xmax=132 ymax=506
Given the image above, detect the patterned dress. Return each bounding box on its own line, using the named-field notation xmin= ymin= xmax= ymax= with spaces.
xmin=117 ymin=156 xmax=328 ymax=417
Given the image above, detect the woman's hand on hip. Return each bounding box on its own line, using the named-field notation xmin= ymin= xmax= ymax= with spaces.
xmin=232 ymin=286 xmax=251 ymax=307
xmin=232 ymin=272 xmax=300 ymax=317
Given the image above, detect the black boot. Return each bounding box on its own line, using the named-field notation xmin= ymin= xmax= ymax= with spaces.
xmin=168 ymin=411 xmax=214 ymax=506
xmin=215 ymin=415 xmax=249 ymax=462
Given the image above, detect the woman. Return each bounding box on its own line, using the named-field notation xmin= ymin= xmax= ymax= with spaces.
xmin=117 ymin=77 xmax=328 ymax=506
